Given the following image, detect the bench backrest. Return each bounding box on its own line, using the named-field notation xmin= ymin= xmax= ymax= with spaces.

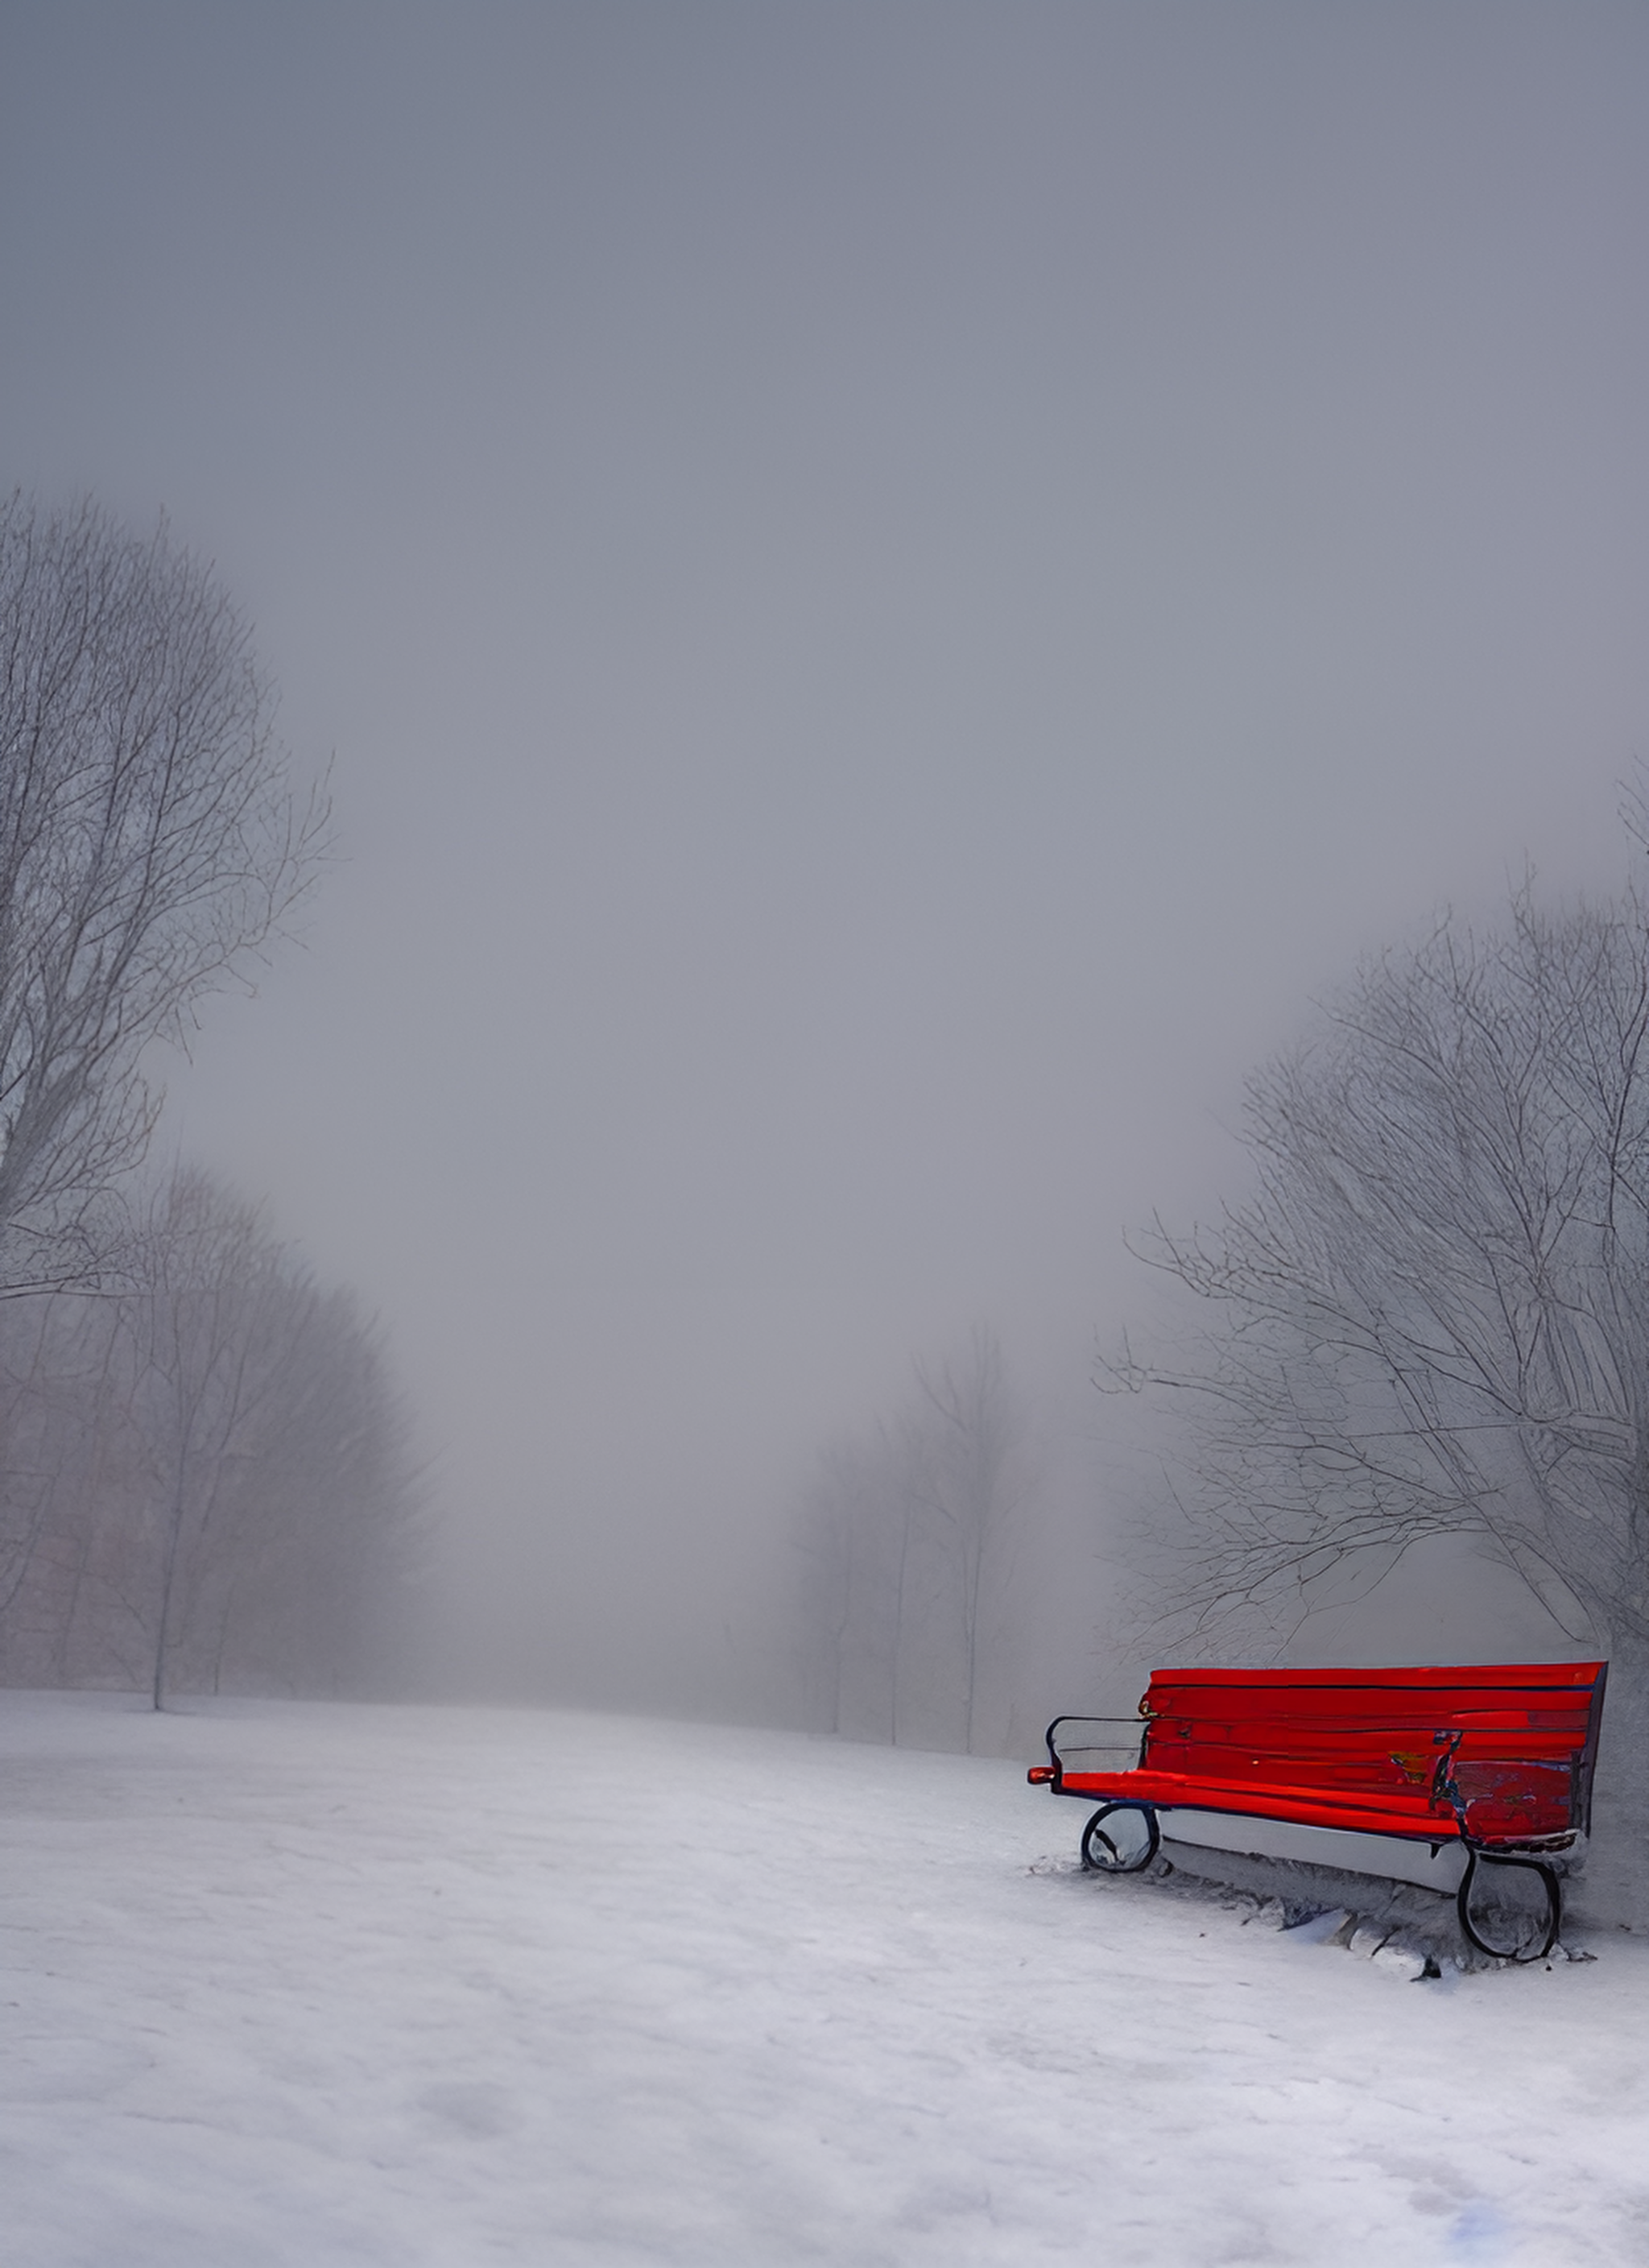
xmin=1139 ymin=1660 xmax=1608 ymax=1847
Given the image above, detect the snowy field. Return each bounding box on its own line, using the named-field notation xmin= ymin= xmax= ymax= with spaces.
xmin=3 ymin=1694 xmax=1647 ymax=2267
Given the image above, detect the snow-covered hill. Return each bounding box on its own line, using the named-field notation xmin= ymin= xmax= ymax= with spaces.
xmin=2 ymin=1693 xmax=1644 ymax=2265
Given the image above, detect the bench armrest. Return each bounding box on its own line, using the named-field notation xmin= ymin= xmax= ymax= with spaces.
xmin=1040 ymin=1714 xmax=1151 ymax=1782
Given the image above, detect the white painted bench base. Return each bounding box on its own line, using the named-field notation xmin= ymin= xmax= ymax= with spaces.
xmin=1159 ymin=1806 xmax=1470 ymax=1894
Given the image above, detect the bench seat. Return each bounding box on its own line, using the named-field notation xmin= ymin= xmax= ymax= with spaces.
xmin=1053 ymin=1768 xmax=1463 ymax=1844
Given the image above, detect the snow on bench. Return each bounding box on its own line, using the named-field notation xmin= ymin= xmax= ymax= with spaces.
xmin=1027 ymin=1661 xmax=1608 ymax=1961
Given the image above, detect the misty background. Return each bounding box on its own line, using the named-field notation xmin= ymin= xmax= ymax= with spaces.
xmin=2 ymin=1 xmax=1644 ymax=1730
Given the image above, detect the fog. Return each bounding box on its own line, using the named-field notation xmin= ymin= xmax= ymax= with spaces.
xmin=2 ymin=2 xmax=1645 ymax=1724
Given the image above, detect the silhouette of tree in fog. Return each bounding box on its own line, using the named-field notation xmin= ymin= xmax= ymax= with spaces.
xmin=0 ymin=493 xmax=325 ymax=1282
xmin=797 ymin=1423 xmax=915 ymax=1744
xmin=909 ymin=1329 xmax=1024 ymax=1753
xmin=0 ymin=1169 xmax=422 ymax=1705
xmin=796 ymin=1328 xmax=1026 ymax=1753
xmin=127 ymin=1170 xmax=422 ymax=1708
xmin=0 ymin=499 xmax=418 ymax=1705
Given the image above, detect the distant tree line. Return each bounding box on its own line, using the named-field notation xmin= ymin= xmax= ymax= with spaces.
xmin=0 ymin=492 xmax=422 ymax=1703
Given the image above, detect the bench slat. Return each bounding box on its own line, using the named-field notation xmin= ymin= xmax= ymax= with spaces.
xmin=1146 ymin=1661 xmax=1601 ymax=1691
xmin=1056 ymin=1768 xmax=1461 ymax=1841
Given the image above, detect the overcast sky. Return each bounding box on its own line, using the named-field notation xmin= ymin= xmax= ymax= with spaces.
xmin=2 ymin=2 xmax=1645 ymax=1703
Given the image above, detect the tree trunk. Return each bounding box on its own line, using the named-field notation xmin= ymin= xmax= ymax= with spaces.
xmin=151 ymin=1484 xmax=188 ymax=1711
xmin=1570 ymin=1638 xmax=1649 ymax=1934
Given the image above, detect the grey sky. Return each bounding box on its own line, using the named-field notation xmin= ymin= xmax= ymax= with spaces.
xmin=2 ymin=2 xmax=1645 ymax=1703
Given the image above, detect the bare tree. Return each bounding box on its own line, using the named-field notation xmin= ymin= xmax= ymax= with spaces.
xmin=0 ymin=494 xmax=326 ymax=1281
xmin=908 ymin=1328 xmax=1024 ymax=1753
xmin=796 ymin=1434 xmax=886 ymax=1740
xmin=124 ymin=1171 xmax=293 ymax=1709
xmin=189 ymin=1274 xmax=424 ymax=1698
xmin=0 ymin=1295 xmax=152 ymax=1690
xmin=0 ymin=1169 xmax=423 ymax=1705
xmin=796 ymin=1422 xmax=922 ymax=1744
xmin=795 ymin=1328 xmax=1026 ymax=1753
xmin=1106 ymin=876 xmax=1649 ymax=1910
xmin=122 ymin=1171 xmax=423 ymax=1708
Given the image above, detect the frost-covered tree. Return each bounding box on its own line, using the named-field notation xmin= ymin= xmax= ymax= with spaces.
xmin=1108 ymin=872 xmax=1649 ymax=1915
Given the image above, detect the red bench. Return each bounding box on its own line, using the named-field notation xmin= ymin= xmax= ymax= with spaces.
xmin=1027 ymin=1660 xmax=1608 ymax=1960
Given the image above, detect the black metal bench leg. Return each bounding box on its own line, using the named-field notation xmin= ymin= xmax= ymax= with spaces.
xmin=1457 ymin=1848 xmax=1562 ymax=1961
xmin=1081 ymin=1802 xmax=1160 ymax=1874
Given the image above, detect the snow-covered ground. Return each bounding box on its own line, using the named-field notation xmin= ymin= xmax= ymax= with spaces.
xmin=2 ymin=1694 xmax=1646 ymax=2266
